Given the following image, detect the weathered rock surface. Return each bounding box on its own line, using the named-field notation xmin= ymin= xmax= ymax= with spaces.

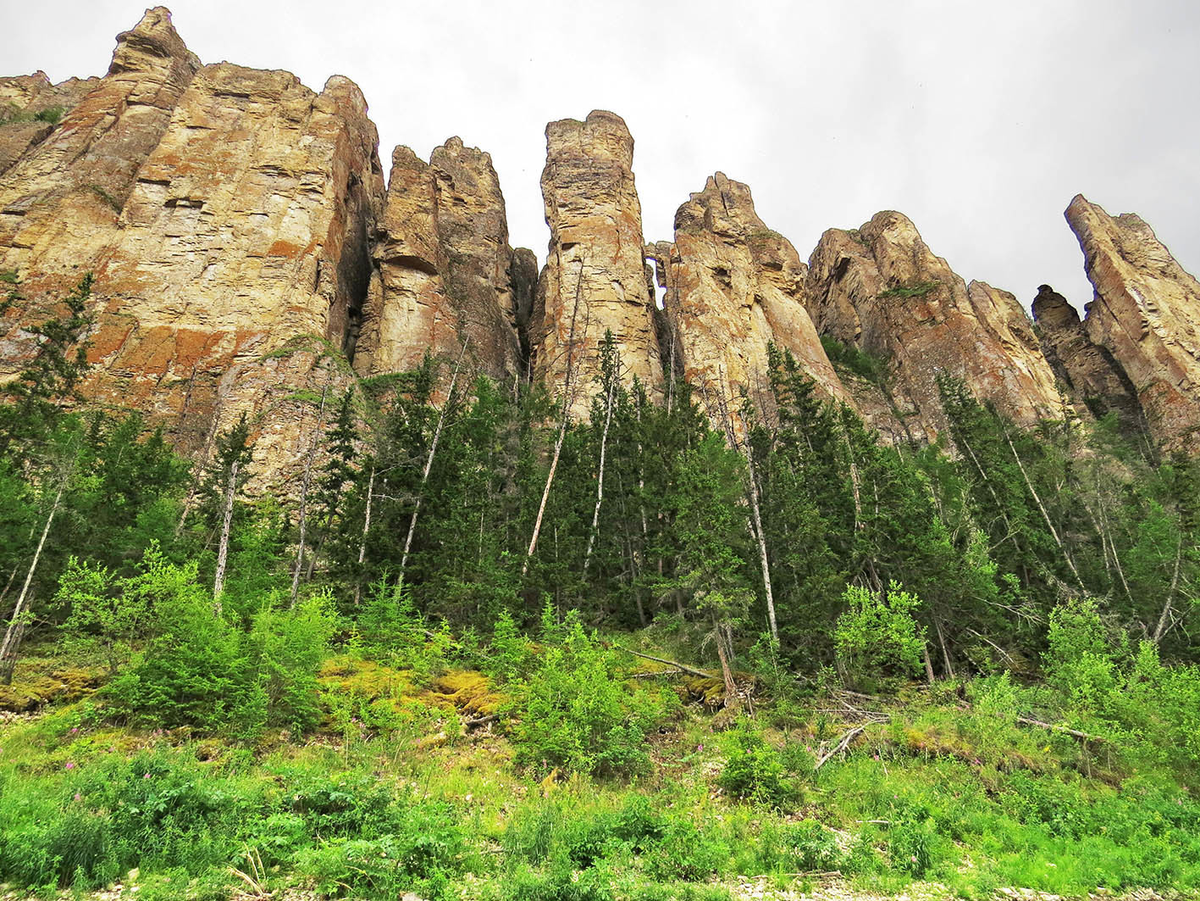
xmin=533 ymin=110 xmax=662 ymax=415
xmin=0 ymin=9 xmax=384 ymax=484
xmin=1032 ymin=283 xmax=1145 ymax=435
xmin=0 ymin=72 xmax=99 ymax=175
xmin=1064 ymin=194 xmax=1200 ymax=453
xmin=649 ymin=172 xmax=849 ymax=429
xmin=355 ymin=137 xmax=525 ymax=384
xmin=806 ymin=211 xmax=1065 ymax=443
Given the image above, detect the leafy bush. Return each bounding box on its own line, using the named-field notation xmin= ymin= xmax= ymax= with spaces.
xmin=717 ymin=721 xmax=798 ymax=807
xmin=510 ymin=620 xmax=663 ymax=777
xmin=819 ymin=334 xmax=887 ymax=382
xmin=247 ymin=589 xmax=336 ymax=733
xmin=835 ymin=581 xmax=925 ymax=689
xmin=643 ymin=820 xmax=728 ymax=881
xmin=1045 ymin=596 xmax=1117 ymax=712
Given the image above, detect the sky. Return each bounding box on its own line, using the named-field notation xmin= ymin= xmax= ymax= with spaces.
xmin=4 ymin=0 xmax=1199 ymax=315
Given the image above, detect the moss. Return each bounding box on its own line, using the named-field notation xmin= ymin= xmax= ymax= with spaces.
xmin=318 ymin=655 xmax=414 ymax=701
xmin=878 ymin=280 xmax=940 ymax=300
xmin=424 ymin=669 xmax=506 ymax=717
xmin=88 ymin=183 xmax=122 ymax=213
xmin=0 ymin=666 xmax=104 ymax=713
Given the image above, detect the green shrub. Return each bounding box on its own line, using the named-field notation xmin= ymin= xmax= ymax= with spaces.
xmin=501 ymin=857 xmax=614 ymax=901
xmin=644 ymin=820 xmax=728 ymax=881
xmin=247 ymin=589 xmax=336 ymax=733
xmin=717 ymin=721 xmax=798 ymax=807
xmin=819 ymin=334 xmax=887 ymax=382
xmin=1045 ymin=596 xmax=1117 ymax=712
xmin=780 ymin=819 xmax=841 ymax=870
xmin=510 ymin=620 xmax=662 ymax=777
xmin=835 ymin=581 xmax=925 ymax=689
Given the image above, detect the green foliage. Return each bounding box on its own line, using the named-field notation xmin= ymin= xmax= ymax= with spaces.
xmin=247 ymin=590 xmax=336 ymax=733
xmin=717 ymin=720 xmax=798 ymax=807
xmin=510 ymin=620 xmax=664 ymax=777
xmin=835 ymin=581 xmax=926 ymax=688
xmin=878 ymin=280 xmax=940 ymax=299
xmin=1044 ymin=596 xmax=1117 ymax=711
xmin=819 ymin=333 xmax=888 ymax=382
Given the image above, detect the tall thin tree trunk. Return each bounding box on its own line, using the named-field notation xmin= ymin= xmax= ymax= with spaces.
xmin=713 ymin=614 xmax=739 ymax=709
xmin=353 ymin=464 xmax=375 ymax=607
xmin=583 ymin=370 xmax=616 ymax=575
xmin=1 ymin=480 xmax=65 ymax=685
xmin=401 ymin=341 xmax=468 ymax=577
xmin=212 ymin=460 xmax=238 ymax=613
xmin=711 ymin=379 xmax=779 ymax=645
xmin=1001 ymin=426 xmax=1085 ymax=590
xmin=524 ymin=263 xmax=586 ymax=576
xmin=291 ymin=380 xmax=329 ymax=605
xmin=1153 ymin=532 xmax=1185 ymax=643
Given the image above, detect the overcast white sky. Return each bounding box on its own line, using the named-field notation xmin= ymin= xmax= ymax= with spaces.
xmin=5 ymin=0 xmax=1198 ymax=315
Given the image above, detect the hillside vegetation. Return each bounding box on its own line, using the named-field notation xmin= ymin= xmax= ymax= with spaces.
xmin=0 ymin=278 xmax=1198 ymax=900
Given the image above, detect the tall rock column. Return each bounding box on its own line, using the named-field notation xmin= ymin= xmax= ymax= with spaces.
xmin=653 ymin=172 xmax=849 ymax=430
xmin=533 ymin=110 xmax=662 ymax=414
xmin=806 ymin=211 xmax=1065 ymax=443
xmin=1065 ymin=195 xmax=1200 ymax=453
xmin=355 ymin=137 xmax=526 ymax=386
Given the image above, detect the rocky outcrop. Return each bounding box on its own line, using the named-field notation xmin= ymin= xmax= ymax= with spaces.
xmin=649 ymin=172 xmax=849 ymax=429
xmin=0 ymin=9 xmax=385 ymax=484
xmin=806 ymin=211 xmax=1065 ymax=443
xmin=355 ymin=137 xmax=525 ymax=384
xmin=1032 ymin=283 xmax=1145 ymax=435
xmin=0 ymin=72 xmax=99 ymax=175
xmin=533 ymin=111 xmax=662 ymax=415
xmin=1064 ymin=195 xmax=1200 ymax=453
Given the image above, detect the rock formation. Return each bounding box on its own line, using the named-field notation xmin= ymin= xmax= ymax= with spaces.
xmin=648 ymin=172 xmax=850 ymax=430
xmin=533 ymin=111 xmax=662 ymax=416
xmin=806 ymin=211 xmax=1065 ymax=443
xmin=1032 ymin=283 xmax=1145 ymax=436
xmin=1063 ymin=195 xmax=1200 ymax=453
xmin=355 ymin=137 xmax=526 ymax=385
xmin=0 ymin=8 xmax=384 ymax=484
xmin=0 ymin=73 xmax=99 ymax=175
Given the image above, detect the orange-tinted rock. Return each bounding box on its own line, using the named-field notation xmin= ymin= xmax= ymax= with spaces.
xmin=806 ymin=211 xmax=1065 ymax=443
xmin=1064 ymin=195 xmax=1200 ymax=453
xmin=0 ymin=10 xmax=384 ymax=486
xmin=533 ymin=111 xmax=662 ymax=416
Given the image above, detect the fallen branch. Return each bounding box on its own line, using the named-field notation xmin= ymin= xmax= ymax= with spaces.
xmin=464 ymin=713 xmax=500 ymax=731
xmin=1016 ymin=715 xmax=1108 ymax=743
xmin=814 ymin=724 xmax=868 ymax=771
xmin=609 ymin=643 xmax=717 ymax=680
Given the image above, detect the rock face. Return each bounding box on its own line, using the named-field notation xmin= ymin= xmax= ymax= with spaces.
xmin=533 ymin=111 xmax=662 ymax=415
xmin=649 ymin=172 xmax=849 ymax=429
xmin=0 ymin=72 xmax=99 ymax=175
xmin=806 ymin=211 xmax=1065 ymax=443
xmin=1063 ymin=195 xmax=1200 ymax=453
xmin=0 ymin=8 xmax=385 ymax=483
xmin=1032 ymin=283 xmax=1145 ymax=435
xmin=355 ymin=137 xmax=526 ymax=385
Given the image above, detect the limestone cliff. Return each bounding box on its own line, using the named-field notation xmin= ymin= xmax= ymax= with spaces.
xmin=806 ymin=211 xmax=1066 ymax=443
xmin=533 ymin=111 xmax=662 ymax=415
xmin=0 ymin=9 xmax=384 ymax=484
xmin=649 ymin=172 xmax=849 ymax=430
xmin=355 ymin=137 xmax=525 ymax=385
xmin=1064 ymin=195 xmax=1200 ymax=453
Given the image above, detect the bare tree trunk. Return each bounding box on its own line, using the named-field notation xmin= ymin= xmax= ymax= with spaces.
xmin=290 ymin=380 xmax=329 ymax=606
xmin=212 ymin=460 xmax=238 ymax=613
xmin=1153 ymin=532 xmax=1185 ymax=643
xmin=922 ymin=641 xmax=936 ymax=684
xmin=353 ymin=464 xmax=375 ymax=607
xmin=713 ymin=614 xmax=739 ymax=708
xmin=401 ymin=341 xmax=468 ymax=577
xmin=524 ymin=263 xmax=586 ymax=576
xmin=710 ymin=379 xmax=779 ymax=645
xmin=583 ymin=370 xmax=616 ymax=575
xmin=1 ymin=480 xmax=65 ymax=685
xmin=934 ymin=615 xmax=955 ymax=679
xmin=1001 ymin=426 xmax=1085 ymax=590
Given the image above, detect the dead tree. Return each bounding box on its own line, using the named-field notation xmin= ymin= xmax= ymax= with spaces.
xmin=583 ymin=353 xmax=618 ymax=576
xmin=212 ymin=460 xmax=238 ymax=613
xmin=524 ymin=261 xmax=587 ymax=576
xmin=290 ymin=378 xmax=330 ymax=605
xmin=400 ymin=340 xmax=469 ymax=578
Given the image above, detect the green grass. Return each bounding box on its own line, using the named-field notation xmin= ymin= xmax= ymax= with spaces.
xmin=878 ymin=281 xmax=941 ymax=300
xmin=3 ymin=636 xmax=1199 ymax=900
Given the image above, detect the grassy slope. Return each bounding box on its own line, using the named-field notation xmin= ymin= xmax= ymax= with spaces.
xmin=0 ymin=638 xmax=1197 ymax=901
